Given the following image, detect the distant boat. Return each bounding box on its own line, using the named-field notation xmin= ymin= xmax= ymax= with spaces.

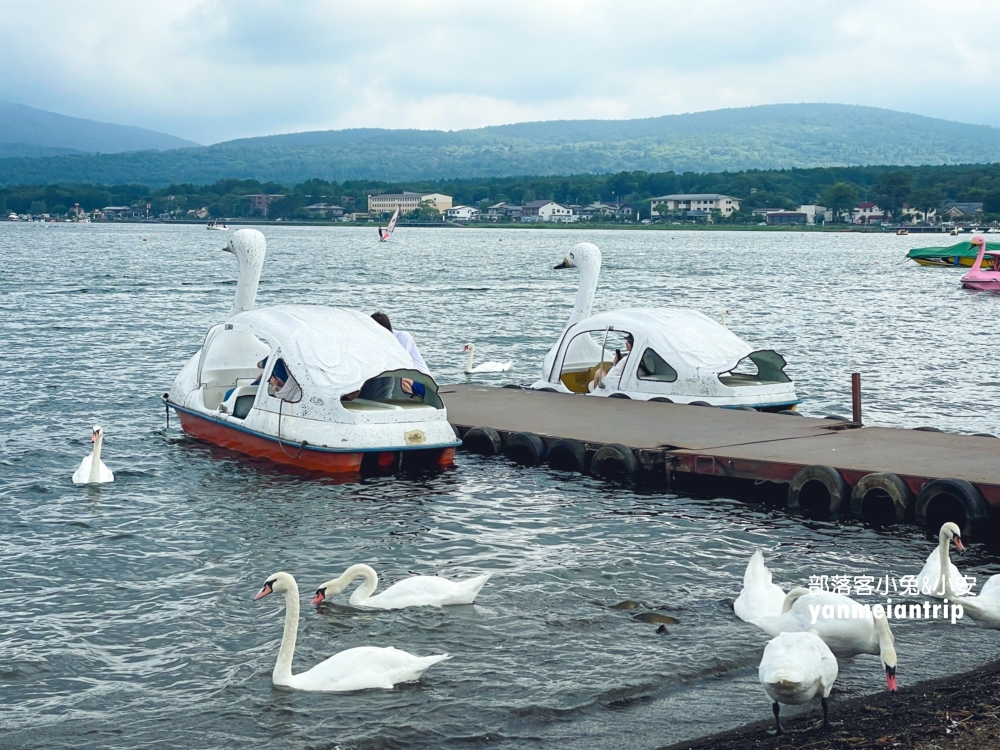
xmin=207 ymin=221 xmax=229 ymax=231
xmin=378 ymin=206 xmax=400 ymax=242
xmin=896 ymin=228 xmax=909 ymax=236
xmin=907 ymin=239 xmax=999 ymax=268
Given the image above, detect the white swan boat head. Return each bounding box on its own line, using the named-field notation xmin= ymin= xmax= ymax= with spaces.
xmin=532 ymin=242 xmax=799 ymax=410
xmin=165 ymin=229 xmax=459 ymax=475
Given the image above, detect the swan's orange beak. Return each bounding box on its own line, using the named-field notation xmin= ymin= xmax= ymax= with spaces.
xmin=886 ymin=665 xmax=897 ymax=693
xmin=253 ymin=581 xmax=274 ymax=601
xmin=91 ymin=432 xmax=98 ymax=443
xmin=311 ymin=589 xmax=326 ymax=605
xmin=954 ymin=536 xmax=965 ymax=553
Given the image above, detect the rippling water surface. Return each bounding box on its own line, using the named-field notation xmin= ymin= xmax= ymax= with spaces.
xmin=2 ymin=224 xmax=999 ymax=749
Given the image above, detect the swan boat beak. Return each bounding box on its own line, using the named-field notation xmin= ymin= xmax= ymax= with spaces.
xmin=311 ymin=588 xmax=326 ymax=605
xmin=885 ymin=664 xmax=897 ymax=693
xmin=554 ymin=259 xmax=569 ymax=269
xmin=253 ymin=580 xmax=275 ymax=601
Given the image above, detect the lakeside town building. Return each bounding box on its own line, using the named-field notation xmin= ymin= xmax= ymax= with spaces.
xmin=650 ymin=194 xmax=740 ymax=221
xmin=246 ymin=194 xmax=285 ymax=218
xmin=444 ymin=205 xmax=481 ymax=222
xmin=520 ymin=200 xmax=577 ymax=223
xmin=367 ymin=191 xmax=453 ymax=215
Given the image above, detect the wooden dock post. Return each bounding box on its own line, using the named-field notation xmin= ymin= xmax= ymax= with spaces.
xmin=852 ymin=372 xmax=862 ymax=425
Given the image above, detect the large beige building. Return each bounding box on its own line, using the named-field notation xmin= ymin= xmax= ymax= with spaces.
xmin=650 ymin=193 xmax=740 ymax=220
xmin=367 ymin=192 xmax=453 ymax=215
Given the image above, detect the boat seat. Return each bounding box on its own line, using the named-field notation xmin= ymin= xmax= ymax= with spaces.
xmin=221 ymin=385 xmax=259 ymax=419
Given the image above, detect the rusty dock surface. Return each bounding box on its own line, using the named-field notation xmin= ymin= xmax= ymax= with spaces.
xmin=441 ymin=384 xmax=1000 ymax=536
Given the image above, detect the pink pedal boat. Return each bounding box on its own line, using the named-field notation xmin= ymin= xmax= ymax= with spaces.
xmin=960 ymin=236 xmax=1000 ymax=291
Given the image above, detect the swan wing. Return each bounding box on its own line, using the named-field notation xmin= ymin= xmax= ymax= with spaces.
xmin=290 ymin=646 xmax=450 ymax=692
xmin=786 ymin=592 xmax=878 ymax=657
xmin=734 ymin=551 xmax=786 ymax=623
xmin=471 ymin=362 xmax=511 ymax=373
xmin=72 ymin=455 xmax=92 ymax=484
xmin=980 ymin=574 xmax=1000 ymax=600
xmin=97 ymin=459 xmax=115 ymax=483
xmin=367 ymin=573 xmax=491 ymax=608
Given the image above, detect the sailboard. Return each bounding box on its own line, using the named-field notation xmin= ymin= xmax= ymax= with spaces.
xmin=380 ymin=205 xmax=400 ymax=242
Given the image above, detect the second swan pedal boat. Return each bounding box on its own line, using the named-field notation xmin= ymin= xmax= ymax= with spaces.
xmin=165 ymin=229 xmax=459 ymax=475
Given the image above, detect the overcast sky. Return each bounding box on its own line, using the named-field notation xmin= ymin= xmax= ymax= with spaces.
xmin=0 ymin=0 xmax=998 ymax=145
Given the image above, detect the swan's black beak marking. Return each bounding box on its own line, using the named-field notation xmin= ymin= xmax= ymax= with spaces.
xmin=253 ymin=580 xmax=275 ymax=601
xmin=311 ymin=588 xmax=326 ymax=606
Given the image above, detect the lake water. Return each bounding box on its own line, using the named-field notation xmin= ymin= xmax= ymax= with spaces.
xmin=2 ymin=223 xmax=999 ymax=749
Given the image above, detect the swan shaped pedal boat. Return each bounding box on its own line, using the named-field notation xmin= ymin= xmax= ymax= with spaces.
xmin=529 ymin=242 xmax=799 ymax=410
xmin=165 ymin=229 xmax=459 ymax=475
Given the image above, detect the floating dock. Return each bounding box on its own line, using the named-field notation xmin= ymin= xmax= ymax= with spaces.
xmin=442 ymin=385 xmax=1000 ymax=539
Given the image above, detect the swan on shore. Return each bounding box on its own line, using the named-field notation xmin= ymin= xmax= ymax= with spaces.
xmin=312 ymin=564 xmax=490 ymax=609
xmin=463 ymin=343 xmax=512 ymax=374
xmin=71 ymin=425 xmax=114 ymax=485
xmin=759 ymin=631 xmax=838 ymax=735
xmin=916 ymin=522 xmax=970 ymax=598
xmin=750 ymin=587 xmax=897 ymax=693
xmin=734 ymin=550 xmax=786 ymax=623
xmin=253 ymin=572 xmax=450 ymax=692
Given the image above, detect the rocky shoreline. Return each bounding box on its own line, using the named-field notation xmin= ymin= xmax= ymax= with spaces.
xmin=662 ymin=658 xmax=1000 ymax=750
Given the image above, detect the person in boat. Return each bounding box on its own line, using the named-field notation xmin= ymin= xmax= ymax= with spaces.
xmin=267 ymin=358 xmax=301 ymax=402
xmin=591 ymin=333 xmax=634 ymax=390
xmin=378 ymin=227 xmax=385 ymax=240
xmin=371 ymin=312 xmax=429 ymax=397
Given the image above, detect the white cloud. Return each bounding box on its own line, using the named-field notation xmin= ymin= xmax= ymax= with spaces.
xmin=0 ymin=0 xmax=997 ymax=143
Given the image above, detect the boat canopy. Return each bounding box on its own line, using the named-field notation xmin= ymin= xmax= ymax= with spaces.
xmin=906 ymin=240 xmax=1000 ymax=261
xmin=226 ymin=304 xmax=420 ymax=395
xmin=555 ymin=308 xmax=755 ymax=375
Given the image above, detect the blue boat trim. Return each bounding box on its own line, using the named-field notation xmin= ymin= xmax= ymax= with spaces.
xmin=164 ymin=400 xmax=461 ymax=453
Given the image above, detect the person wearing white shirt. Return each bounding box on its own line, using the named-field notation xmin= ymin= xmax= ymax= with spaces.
xmin=371 ymin=312 xmax=431 ymax=396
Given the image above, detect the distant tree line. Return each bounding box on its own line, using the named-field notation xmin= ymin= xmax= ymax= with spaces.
xmin=4 ymin=162 xmax=1000 ymax=222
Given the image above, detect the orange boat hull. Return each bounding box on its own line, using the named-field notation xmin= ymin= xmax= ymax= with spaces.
xmin=175 ymin=409 xmax=454 ymax=475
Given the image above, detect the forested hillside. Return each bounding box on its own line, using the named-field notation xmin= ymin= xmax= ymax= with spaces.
xmin=0 ymin=100 xmax=199 ymax=157
xmin=2 ymin=104 xmax=999 ymax=187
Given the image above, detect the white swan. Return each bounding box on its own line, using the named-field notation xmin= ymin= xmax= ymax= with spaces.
xmin=751 ymin=588 xmax=897 ymax=692
xmin=253 ymin=572 xmax=451 ymax=692
xmin=463 ymin=343 xmax=512 ymax=374
xmin=945 ymin=566 xmax=1000 ymax=629
xmin=313 ymin=564 xmax=491 ymax=609
xmin=72 ymin=425 xmax=114 ymax=485
xmin=734 ymin=550 xmax=786 ymax=623
xmin=915 ymin=522 xmax=971 ymax=598
xmin=759 ymin=631 xmax=838 ymax=735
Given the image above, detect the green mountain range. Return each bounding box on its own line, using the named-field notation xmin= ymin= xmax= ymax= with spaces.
xmin=2 ymin=103 xmax=999 ymax=187
xmin=0 ymin=100 xmax=199 ymax=159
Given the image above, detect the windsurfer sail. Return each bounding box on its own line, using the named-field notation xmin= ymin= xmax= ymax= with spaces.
xmin=380 ymin=205 xmax=400 ymax=242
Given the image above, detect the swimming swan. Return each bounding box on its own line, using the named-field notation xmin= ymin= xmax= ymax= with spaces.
xmin=312 ymin=564 xmax=491 ymax=609
xmin=734 ymin=550 xmax=786 ymax=623
xmin=759 ymin=631 xmax=838 ymax=735
xmin=945 ymin=566 xmax=1000 ymax=629
xmin=751 ymin=587 xmax=897 ymax=692
xmin=253 ymin=572 xmax=451 ymax=691
xmin=72 ymin=425 xmax=114 ymax=485
xmin=915 ymin=522 xmax=971 ymax=598
xmin=463 ymin=343 xmax=512 ymax=374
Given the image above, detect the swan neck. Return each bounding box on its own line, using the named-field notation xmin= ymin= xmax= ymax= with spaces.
xmin=227 ymin=231 xmax=266 ymax=318
xmin=89 ymin=436 xmax=103 ymax=482
xmin=465 ymin=346 xmax=474 ymax=371
xmin=938 ymin=532 xmax=951 ymax=597
xmin=274 ymin=587 xmax=299 ymax=684
xmin=567 ymin=260 xmax=599 ymax=327
xmin=345 ymin=564 xmax=380 ymax=605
